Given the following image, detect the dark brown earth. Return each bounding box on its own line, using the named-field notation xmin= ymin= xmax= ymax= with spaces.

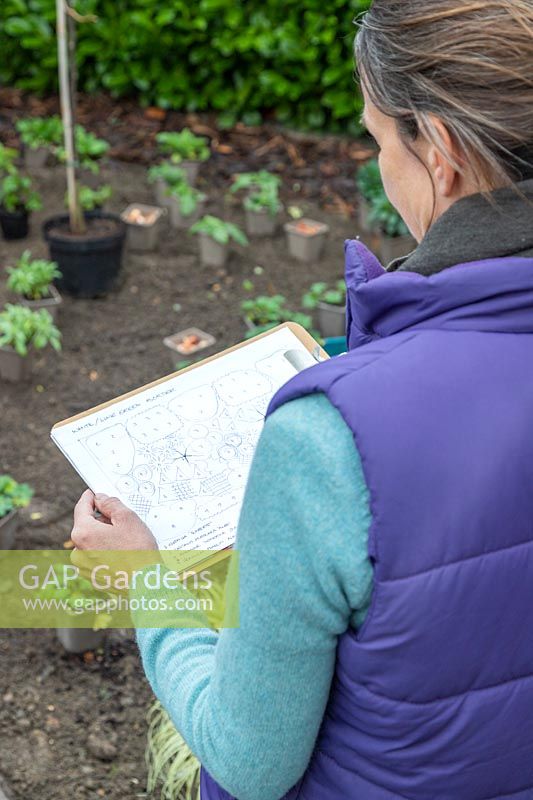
xmin=0 ymin=91 xmax=377 ymax=800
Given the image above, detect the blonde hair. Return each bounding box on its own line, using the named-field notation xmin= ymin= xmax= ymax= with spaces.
xmin=355 ymin=0 xmax=533 ymax=191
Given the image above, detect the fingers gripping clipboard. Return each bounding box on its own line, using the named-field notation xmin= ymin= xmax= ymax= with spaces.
xmin=51 ymin=323 xmax=328 ymax=552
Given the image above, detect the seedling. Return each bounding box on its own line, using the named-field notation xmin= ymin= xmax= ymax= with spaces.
xmin=56 ymin=125 xmax=110 ymax=174
xmin=302 ymin=281 xmax=346 ymax=309
xmin=156 ymin=128 xmax=210 ymax=163
xmin=0 ymin=171 xmax=42 ymax=213
xmin=356 ymin=158 xmax=383 ymax=203
xmin=190 ymin=215 xmax=248 ymax=247
xmin=148 ymin=162 xmax=187 ymax=188
xmin=16 ymin=116 xmax=63 ymax=150
xmin=368 ymin=194 xmax=409 ymax=238
xmin=0 ymin=304 xmax=62 ymax=356
xmin=240 ymin=294 xmax=313 ymax=338
xmin=7 ymin=251 xmax=62 ymax=302
xmin=167 ymin=182 xmax=206 ymax=218
xmin=0 ymin=475 xmax=33 ymax=520
xmin=0 ymin=145 xmax=18 ymax=176
xmin=64 ymin=184 xmax=112 ymax=212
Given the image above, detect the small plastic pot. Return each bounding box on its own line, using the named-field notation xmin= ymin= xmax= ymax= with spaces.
xmin=380 ymin=234 xmax=416 ymax=265
xmin=56 ymin=627 xmax=105 ymax=654
xmin=43 ymin=212 xmax=126 ymax=298
xmin=0 ymin=510 xmax=19 ymax=549
xmin=245 ymin=208 xmax=278 ymax=237
xmin=317 ymin=302 xmax=346 ymax=338
xmin=168 ymin=196 xmax=206 ymax=229
xmin=284 ymin=219 xmax=329 ymax=262
xmin=24 ymin=146 xmax=49 ymax=170
xmin=121 ymin=203 xmax=165 ymax=252
xmin=164 ymin=328 xmax=216 ymax=367
xmin=0 ymin=207 xmax=29 ymax=240
xmin=0 ymin=347 xmax=34 ymax=383
xmin=357 ymin=197 xmax=377 ymax=234
xmin=198 ymin=234 xmax=229 ymax=268
xmin=178 ymin=160 xmax=200 ymax=185
xmin=20 ymin=285 xmax=63 ymax=323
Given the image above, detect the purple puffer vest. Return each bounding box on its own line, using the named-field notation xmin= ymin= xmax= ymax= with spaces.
xmin=202 ymin=240 xmax=533 ymax=799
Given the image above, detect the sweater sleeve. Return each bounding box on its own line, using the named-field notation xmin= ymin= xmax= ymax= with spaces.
xmin=135 ymin=392 xmax=373 ymax=800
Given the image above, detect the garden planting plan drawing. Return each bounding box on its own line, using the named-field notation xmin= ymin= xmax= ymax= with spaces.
xmin=52 ymin=327 xmax=318 ymax=549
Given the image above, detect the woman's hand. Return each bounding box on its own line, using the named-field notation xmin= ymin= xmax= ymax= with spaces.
xmin=70 ymin=489 xmax=158 ymax=551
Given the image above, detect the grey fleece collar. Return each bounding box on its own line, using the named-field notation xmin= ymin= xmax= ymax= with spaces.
xmin=390 ymin=179 xmax=533 ymax=276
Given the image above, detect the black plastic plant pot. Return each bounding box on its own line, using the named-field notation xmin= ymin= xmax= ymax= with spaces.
xmin=0 ymin=207 xmax=30 ymax=240
xmin=43 ymin=212 xmax=126 ymax=298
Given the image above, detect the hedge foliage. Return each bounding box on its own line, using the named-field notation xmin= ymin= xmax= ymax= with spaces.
xmin=0 ymin=0 xmax=371 ymax=132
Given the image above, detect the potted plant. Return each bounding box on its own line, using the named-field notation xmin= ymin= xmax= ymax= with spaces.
xmin=121 ymin=204 xmax=165 ymax=252
xmin=0 ymin=474 xmax=33 ymax=549
xmin=148 ymin=162 xmax=188 ymax=208
xmin=368 ymin=194 xmax=416 ymax=264
xmin=7 ymin=250 xmax=63 ymax=321
xmin=0 ymin=144 xmax=18 ymax=176
xmin=37 ymin=567 xmax=110 ymax=653
xmin=302 ymin=281 xmax=346 ymax=338
xmin=167 ymin=181 xmax=207 ymax=229
xmin=156 ymin=128 xmax=210 ymax=184
xmin=190 ymin=215 xmax=248 ymax=268
xmin=0 ymin=169 xmax=42 ymax=240
xmin=16 ymin=115 xmax=63 ymax=169
xmin=230 ymin=171 xmax=282 ymax=237
xmin=56 ymin=125 xmax=110 ymax=186
xmin=43 ymin=1 xmax=125 ymax=298
xmin=0 ymin=304 xmax=62 ymax=382
xmin=284 ymin=218 xmax=329 ymax=262
xmin=355 ymin=159 xmax=382 ymax=234
xmin=241 ymin=294 xmax=314 ymax=338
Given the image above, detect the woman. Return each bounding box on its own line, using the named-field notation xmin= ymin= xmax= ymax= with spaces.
xmin=71 ymin=1 xmax=533 ymax=798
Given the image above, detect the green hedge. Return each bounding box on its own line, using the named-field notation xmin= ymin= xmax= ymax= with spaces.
xmin=0 ymin=0 xmax=370 ymax=132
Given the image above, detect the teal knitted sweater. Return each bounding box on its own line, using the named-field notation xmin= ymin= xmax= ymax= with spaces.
xmin=135 ymin=393 xmax=373 ymax=800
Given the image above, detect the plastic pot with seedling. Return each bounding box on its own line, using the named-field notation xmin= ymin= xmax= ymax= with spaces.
xmin=230 ymin=171 xmax=282 ymax=237
xmin=16 ymin=115 xmax=63 ymax=169
xmin=190 ymin=215 xmax=248 ymax=268
xmin=368 ymin=194 xmax=416 ymax=264
xmin=156 ymin=128 xmax=210 ymax=184
xmin=121 ymin=204 xmax=165 ymax=252
xmin=37 ymin=566 xmax=111 ymax=653
xmin=167 ymin=181 xmax=206 ymax=229
xmin=0 ymin=475 xmax=33 ymax=549
xmin=148 ymin=162 xmax=188 ymax=208
xmin=240 ymin=291 xmax=314 ymax=339
xmin=302 ymin=280 xmax=346 ymax=338
xmin=0 ymin=169 xmax=42 ymax=240
xmin=0 ymin=304 xmax=62 ymax=383
xmin=355 ymin=159 xmax=382 ymax=234
xmin=7 ymin=251 xmax=63 ymax=322
xmin=284 ymin=218 xmax=329 ymax=262
xmin=0 ymin=144 xmax=19 ymax=177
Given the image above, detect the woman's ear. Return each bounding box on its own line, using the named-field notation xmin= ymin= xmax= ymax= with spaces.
xmin=426 ymin=116 xmax=459 ymax=199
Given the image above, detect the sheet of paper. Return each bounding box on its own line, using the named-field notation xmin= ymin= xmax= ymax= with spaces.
xmin=52 ymin=327 xmax=317 ymax=549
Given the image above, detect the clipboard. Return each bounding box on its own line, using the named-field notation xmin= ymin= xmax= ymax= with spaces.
xmin=51 ymin=323 xmax=328 ymax=553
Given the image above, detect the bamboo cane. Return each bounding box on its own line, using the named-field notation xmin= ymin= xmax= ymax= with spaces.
xmin=56 ymin=0 xmax=85 ymax=234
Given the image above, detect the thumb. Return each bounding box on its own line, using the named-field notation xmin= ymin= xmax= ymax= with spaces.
xmin=94 ymin=493 xmax=130 ymax=521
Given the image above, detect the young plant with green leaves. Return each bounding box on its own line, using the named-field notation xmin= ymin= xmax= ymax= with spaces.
xmin=241 ymin=293 xmax=313 ymax=337
xmin=148 ymin=162 xmax=187 ymax=189
xmin=302 ymin=280 xmax=346 ymax=309
xmin=0 ymin=170 xmax=42 ymax=213
xmin=230 ymin=170 xmax=282 ymax=216
xmin=16 ymin=115 xmax=63 ymax=150
xmin=64 ymin=184 xmax=112 ymax=212
xmin=156 ymin=128 xmax=210 ymax=163
xmin=0 ymin=144 xmax=18 ymax=176
xmin=37 ymin=565 xmax=112 ymax=631
xmin=190 ymin=215 xmax=248 ymax=247
xmin=168 ymin=182 xmax=206 ymax=217
xmin=0 ymin=474 xmax=33 ymax=519
xmin=7 ymin=251 xmax=62 ymax=301
xmin=356 ymin=158 xmax=383 ymax=203
xmin=0 ymin=304 xmax=61 ymax=356
xmin=368 ymin=194 xmax=409 ymax=238
xmin=56 ymin=125 xmax=110 ymax=174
